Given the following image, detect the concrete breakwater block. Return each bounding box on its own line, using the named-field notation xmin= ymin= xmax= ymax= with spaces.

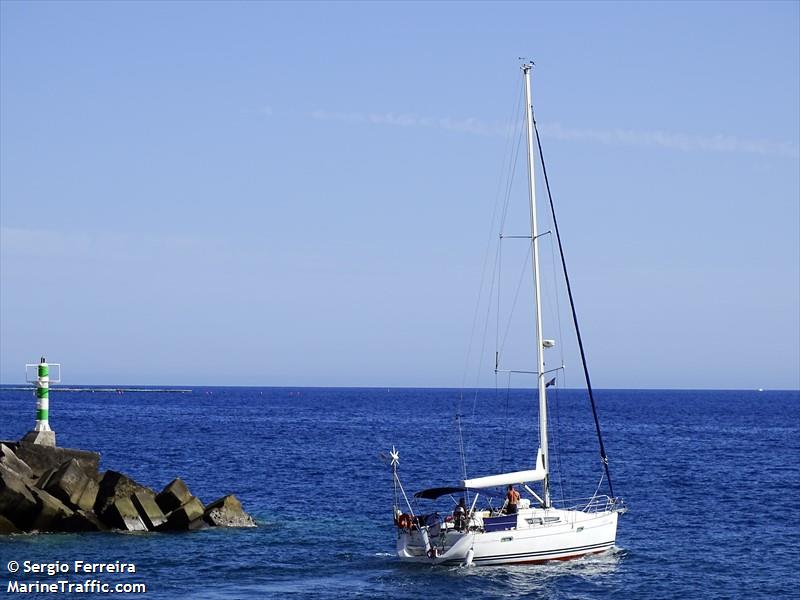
xmin=61 ymin=509 xmax=108 ymax=533
xmin=29 ymin=487 xmax=74 ymax=532
xmin=163 ymin=496 xmax=205 ymax=531
xmin=94 ymin=471 xmax=153 ymax=517
xmin=13 ymin=443 xmax=100 ymax=479
xmin=131 ymin=490 xmax=167 ymax=530
xmin=21 ymin=430 xmax=56 ymax=447
xmin=0 ymin=463 xmax=38 ymax=529
xmin=43 ymin=459 xmax=98 ymax=512
xmin=0 ymin=444 xmax=34 ymax=481
xmin=187 ymin=517 xmax=210 ymax=531
xmin=155 ymin=478 xmax=192 ymax=514
xmin=103 ymin=496 xmax=148 ymax=532
xmin=204 ymin=495 xmax=257 ymax=528
xmin=0 ymin=514 xmax=21 ymax=534
xmin=36 ymin=467 xmax=58 ymax=489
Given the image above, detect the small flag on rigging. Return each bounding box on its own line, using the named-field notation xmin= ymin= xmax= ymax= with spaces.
xmin=545 ymin=377 xmax=556 ymax=388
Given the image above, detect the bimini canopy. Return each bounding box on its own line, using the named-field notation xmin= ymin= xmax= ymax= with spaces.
xmin=414 ymin=486 xmax=499 ymax=500
xmin=461 ymin=449 xmax=547 ymax=489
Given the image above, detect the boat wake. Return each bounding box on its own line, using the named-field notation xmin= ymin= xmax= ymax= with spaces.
xmin=452 ymin=544 xmax=625 ymax=574
xmin=439 ymin=546 xmax=626 ymax=597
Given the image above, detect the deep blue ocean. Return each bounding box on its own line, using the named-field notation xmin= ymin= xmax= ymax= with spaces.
xmin=1 ymin=386 xmax=798 ymax=598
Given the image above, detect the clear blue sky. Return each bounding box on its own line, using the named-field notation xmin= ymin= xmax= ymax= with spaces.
xmin=1 ymin=1 xmax=798 ymax=388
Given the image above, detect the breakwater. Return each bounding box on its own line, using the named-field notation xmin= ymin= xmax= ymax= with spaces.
xmin=0 ymin=439 xmax=255 ymax=534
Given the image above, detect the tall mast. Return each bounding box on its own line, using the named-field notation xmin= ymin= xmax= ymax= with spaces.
xmin=522 ymin=63 xmax=550 ymax=508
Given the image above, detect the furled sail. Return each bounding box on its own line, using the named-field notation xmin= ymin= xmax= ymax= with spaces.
xmin=461 ymin=449 xmax=546 ymax=489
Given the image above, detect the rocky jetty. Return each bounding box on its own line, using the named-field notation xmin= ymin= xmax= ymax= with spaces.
xmin=0 ymin=440 xmax=256 ymax=534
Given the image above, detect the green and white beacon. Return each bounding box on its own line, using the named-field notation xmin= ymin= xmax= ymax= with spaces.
xmin=22 ymin=356 xmax=61 ymax=447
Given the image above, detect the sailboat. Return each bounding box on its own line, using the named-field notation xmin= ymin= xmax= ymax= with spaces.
xmin=389 ymin=63 xmax=625 ymax=566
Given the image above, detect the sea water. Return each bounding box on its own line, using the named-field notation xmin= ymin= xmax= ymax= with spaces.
xmin=0 ymin=387 xmax=797 ymax=598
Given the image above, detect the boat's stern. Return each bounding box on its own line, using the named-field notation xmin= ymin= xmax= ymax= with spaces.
xmin=396 ymin=529 xmax=427 ymax=561
xmin=396 ymin=526 xmax=474 ymax=565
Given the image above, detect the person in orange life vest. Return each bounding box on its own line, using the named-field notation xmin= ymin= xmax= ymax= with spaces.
xmin=505 ymin=484 xmax=520 ymax=514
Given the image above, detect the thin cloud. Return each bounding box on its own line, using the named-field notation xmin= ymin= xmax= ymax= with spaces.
xmin=310 ymin=109 xmax=505 ymax=136
xmin=311 ymin=109 xmax=799 ymax=158
xmin=539 ymin=122 xmax=799 ymax=159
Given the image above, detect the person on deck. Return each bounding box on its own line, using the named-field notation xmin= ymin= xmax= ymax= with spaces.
xmin=505 ymin=484 xmax=520 ymax=514
xmin=453 ymin=497 xmax=467 ymax=531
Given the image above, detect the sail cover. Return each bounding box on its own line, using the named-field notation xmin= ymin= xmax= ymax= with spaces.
xmin=462 ymin=449 xmax=547 ymax=489
xmin=461 ymin=468 xmax=546 ymax=489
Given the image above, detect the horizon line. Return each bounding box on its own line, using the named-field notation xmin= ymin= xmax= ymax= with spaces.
xmin=0 ymin=383 xmax=796 ymax=393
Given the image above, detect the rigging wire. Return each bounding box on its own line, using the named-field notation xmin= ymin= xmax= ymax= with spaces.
xmin=548 ymin=231 xmax=567 ymax=362
xmin=551 ymin=382 xmax=568 ymax=505
xmin=456 ymin=413 xmax=468 ymax=482
xmin=458 ymin=82 xmax=524 ymax=401
xmin=493 ymin=77 xmax=530 ymax=375
xmin=498 ymin=241 xmax=533 ymax=360
xmin=457 ymin=78 xmax=525 ymax=477
xmin=546 ymin=230 xmax=569 ymax=505
xmin=494 ymin=76 xmax=547 ymax=481
xmin=487 ymin=81 xmax=529 ymax=476
xmin=471 ymin=242 xmax=501 ymax=421
xmin=499 ymin=371 xmax=513 ymax=471
xmin=498 ymin=80 xmax=528 ymax=235
xmin=456 ymin=73 xmax=617 ymax=503
xmin=468 ymin=91 xmax=526 ymax=426
xmin=532 ymin=112 xmax=616 ymax=499
xmin=495 ymin=220 xmax=502 ymax=432
xmin=496 ymin=224 xmax=502 ymax=378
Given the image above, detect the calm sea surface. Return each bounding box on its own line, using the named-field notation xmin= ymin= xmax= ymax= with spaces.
xmin=0 ymin=386 xmax=798 ymax=599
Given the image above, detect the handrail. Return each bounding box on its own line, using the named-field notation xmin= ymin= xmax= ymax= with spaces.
xmin=551 ymin=495 xmax=625 ymax=513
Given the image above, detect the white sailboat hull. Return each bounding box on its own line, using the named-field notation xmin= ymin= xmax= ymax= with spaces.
xmin=396 ymin=507 xmax=619 ymax=566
